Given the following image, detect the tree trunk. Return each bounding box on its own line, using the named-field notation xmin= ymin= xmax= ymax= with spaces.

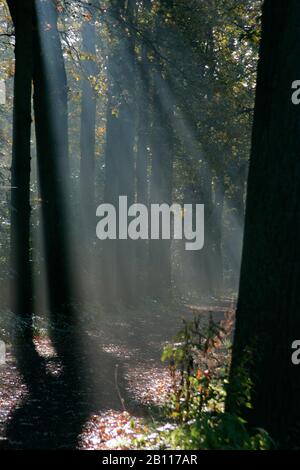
xmin=135 ymin=0 xmax=151 ymax=296
xmin=149 ymin=68 xmax=174 ymax=298
xmin=103 ymin=0 xmax=137 ymax=305
xmin=226 ymin=0 xmax=300 ymax=446
xmin=8 ymin=0 xmax=34 ymax=340
xmin=211 ymin=173 xmax=225 ymax=294
xmin=80 ymin=10 xmax=97 ymax=253
xmin=32 ymin=0 xmax=73 ymax=326
xmin=182 ymin=160 xmax=213 ymax=298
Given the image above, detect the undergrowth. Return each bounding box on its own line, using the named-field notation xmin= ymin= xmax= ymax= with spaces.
xmin=133 ymin=311 xmax=274 ymax=450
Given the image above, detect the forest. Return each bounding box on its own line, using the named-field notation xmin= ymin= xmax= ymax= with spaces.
xmin=0 ymin=0 xmax=299 ymax=453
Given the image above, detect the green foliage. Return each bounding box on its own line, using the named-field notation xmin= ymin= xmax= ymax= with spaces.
xmin=161 ymin=313 xmax=232 ymax=422
xmin=134 ymin=312 xmax=274 ymax=450
xmin=165 ymin=413 xmax=273 ymax=450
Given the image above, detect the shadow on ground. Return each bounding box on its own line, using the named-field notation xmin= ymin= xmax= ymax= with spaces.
xmin=0 ymin=298 xmax=232 ymax=449
xmin=2 ymin=327 xmax=144 ymax=450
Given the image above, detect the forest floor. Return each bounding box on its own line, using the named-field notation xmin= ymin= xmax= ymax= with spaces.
xmin=0 ymin=297 xmax=234 ymax=449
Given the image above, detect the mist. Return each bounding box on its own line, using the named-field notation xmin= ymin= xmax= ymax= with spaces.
xmin=0 ymin=0 xmax=259 ymax=450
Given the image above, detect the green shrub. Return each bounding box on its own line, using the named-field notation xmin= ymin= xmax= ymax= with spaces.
xmin=135 ymin=311 xmax=274 ymax=450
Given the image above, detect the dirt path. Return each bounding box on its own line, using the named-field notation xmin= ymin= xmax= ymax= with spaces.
xmin=0 ymin=299 xmax=233 ymax=449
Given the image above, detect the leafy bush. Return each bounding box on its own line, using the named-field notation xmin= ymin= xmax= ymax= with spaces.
xmin=135 ymin=311 xmax=274 ymax=450
xmin=165 ymin=413 xmax=272 ymax=450
xmin=161 ymin=313 xmax=233 ymax=422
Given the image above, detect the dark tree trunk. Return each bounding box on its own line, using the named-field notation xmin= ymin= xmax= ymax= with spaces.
xmin=211 ymin=173 xmax=224 ymax=294
xmin=197 ymin=163 xmax=214 ymax=297
xmin=115 ymin=0 xmax=137 ymax=306
xmin=80 ymin=11 xmax=97 ymax=251
xmin=226 ymin=0 xmax=300 ymax=446
xmin=102 ymin=92 xmax=121 ymax=305
xmin=8 ymin=0 xmax=34 ymax=341
xmin=182 ymin=160 xmax=214 ymax=298
xmin=32 ymin=0 xmax=73 ymax=326
xmin=149 ymin=68 xmax=174 ymax=298
xmin=103 ymin=0 xmax=136 ymax=305
xmin=135 ymin=0 xmax=151 ymax=295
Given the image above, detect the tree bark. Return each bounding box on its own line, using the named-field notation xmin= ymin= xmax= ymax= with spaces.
xmin=80 ymin=10 xmax=97 ymax=251
xmin=8 ymin=0 xmax=34 ymax=340
xmin=149 ymin=67 xmax=174 ymax=298
xmin=226 ymin=0 xmax=300 ymax=446
xmin=32 ymin=0 xmax=73 ymax=325
xmin=135 ymin=0 xmax=151 ymax=296
xmin=103 ymin=0 xmax=137 ymax=305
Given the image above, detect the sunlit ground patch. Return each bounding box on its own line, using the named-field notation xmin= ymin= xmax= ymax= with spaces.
xmin=78 ymin=410 xmax=145 ymax=450
xmin=0 ymin=346 xmax=28 ymax=444
xmin=125 ymin=365 xmax=171 ymax=406
xmin=33 ymin=337 xmax=57 ymax=358
xmin=101 ymin=343 xmax=135 ymax=360
xmin=33 ymin=337 xmax=64 ymax=376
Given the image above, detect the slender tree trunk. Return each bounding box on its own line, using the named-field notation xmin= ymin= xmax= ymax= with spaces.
xmin=116 ymin=0 xmax=137 ymax=305
xmin=8 ymin=0 xmax=34 ymax=340
xmin=135 ymin=0 xmax=151 ymax=296
xmin=149 ymin=68 xmax=174 ymax=298
xmin=102 ymin=0 xmax=126 ymax=306
xmin=80 ymin=10 xmax=97 ymax=252
xmin=212 ymin=173 xmax=225 ymax=294
xmin=102 ymin=92 xmax=120 ymax=305
xmin=198 ymin=163 xmax=214 ymax=297
xmin=103 ymin=0 xmax=136 ymax=305
xmin=182 ymin=160 xmax=213 ymax=298
xmin=226 ymin=0 xmax=300 ymax=446
xmin=32 ymin=0 xmax=73 ymax=325
xmin=148 ymin=7 xmax=174 ymax=299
